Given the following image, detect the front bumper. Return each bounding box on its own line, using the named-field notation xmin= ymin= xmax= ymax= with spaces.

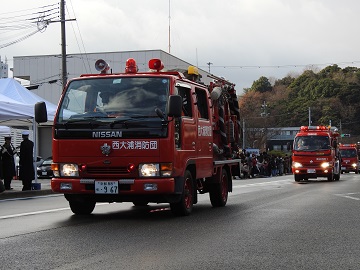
xmin=292 ymin=167 xmax=332 ymax=178
xmin=51 ymin=177 xmax=182 ymax=203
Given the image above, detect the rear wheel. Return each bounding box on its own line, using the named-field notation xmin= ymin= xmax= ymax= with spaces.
xmin=69 ymin=200 xmax=96 ymax=215
xmin=210 ymin=169 xmax=229 ymax=207
xmin=170 ymin=170 xmax=194 ymax=216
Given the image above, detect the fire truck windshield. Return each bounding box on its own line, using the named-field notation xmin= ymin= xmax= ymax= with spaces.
xmin=57 ymin=77 xmax=169 ymax=123
xmin=339 ymin=149 xmax=357 ymax=158
xmin=294 ymin=136 xmax=330 ymax=151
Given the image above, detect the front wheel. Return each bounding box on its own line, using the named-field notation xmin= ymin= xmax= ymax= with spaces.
xmin=294 ymin=174 xmax=302 ymax=182
xmin=327 ymin=173 xmax=334 ymax=181
xmin=69 ymin=200 xmax=96 ymax=215
xmin=209 ymin=169 xmax=229 ymax=207
xmin=133 ymin=202 xmax=148 ymax=207
xmin=334 ymin=171 xmax=340 ymax=181
xmin=170 ymin=170 xmax=194 ymax=216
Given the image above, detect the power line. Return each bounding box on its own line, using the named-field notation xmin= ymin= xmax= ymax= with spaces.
xmin=197 ymin=61 xmax=360 ymax=70
xmin=0 ymin=3 xmax=59 ymax=49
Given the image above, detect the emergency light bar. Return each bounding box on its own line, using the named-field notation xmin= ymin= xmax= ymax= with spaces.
xmin=300 ymin=126 xmax=328 ymax=131
xmin=339 ymin=144 xmax=356 ymax=147
xmin=148 ymin=59 xmax=164 ymax=72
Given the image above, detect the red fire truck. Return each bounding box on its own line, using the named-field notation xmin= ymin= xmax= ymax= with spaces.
xmin=35 ymin=58 xmax=243 ymax=216
xmin=339 ymin=144 xmax=359 ymax=174
xmin=292 ymin=126 xmax=341 ymax=182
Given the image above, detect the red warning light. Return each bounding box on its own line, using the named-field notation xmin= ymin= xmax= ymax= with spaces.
xmin=125 ymin=58 xmax=138 ymax=74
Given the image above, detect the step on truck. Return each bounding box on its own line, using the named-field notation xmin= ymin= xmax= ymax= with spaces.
xmin=292 ymin=125 xmax=341 ymax=182
xmin=35 ymin=58 xmax=243 ymax=216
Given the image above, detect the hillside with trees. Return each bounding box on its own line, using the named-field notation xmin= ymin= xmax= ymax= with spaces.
xmin=239 ymin=65 xmax=360 ymax=138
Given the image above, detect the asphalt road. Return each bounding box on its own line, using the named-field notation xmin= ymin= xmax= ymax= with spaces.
xmin=1 ymin=173 xmax=360 ymax=270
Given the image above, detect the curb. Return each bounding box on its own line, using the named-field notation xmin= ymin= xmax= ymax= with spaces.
xmin=0 ymin=189 xmax=55 ymax=200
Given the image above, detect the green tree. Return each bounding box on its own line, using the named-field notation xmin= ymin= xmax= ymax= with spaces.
xmin=251 ymin=76 xmax=272 ymax=93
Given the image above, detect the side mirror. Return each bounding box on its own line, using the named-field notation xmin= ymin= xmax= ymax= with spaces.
xmin=166 ymin=95 xmax=182 ymax=118
xmin=35 ymin=102 xmax=48 ymax=123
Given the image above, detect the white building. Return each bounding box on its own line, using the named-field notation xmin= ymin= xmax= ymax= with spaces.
xmin=12 ymin=50 xmax=214 ymax=158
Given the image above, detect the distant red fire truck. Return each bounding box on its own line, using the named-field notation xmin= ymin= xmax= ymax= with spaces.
xmin=339 ymin=144 xmax=359 ymax=174
xmin=292 ymin=126 xmax=341 ymax=182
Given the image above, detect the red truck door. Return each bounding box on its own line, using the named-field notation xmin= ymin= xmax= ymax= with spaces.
xmin=195 ymin=87 xmax=213 ymax=177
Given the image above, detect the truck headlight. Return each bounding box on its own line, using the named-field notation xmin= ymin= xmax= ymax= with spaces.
xmin=60 ymin=163 xmax=79 ymax=177
xmin=139 ymin=163 xmax=173 ymax=177
xmin=352 ymin=163 xmax=357 ymax=168
xmin=139 ymin=163 xmax=160 ymax=177
xmin=321 ymin=162 xmax=330 ymax=168
xmin=293 ymin=162 xmax=303 ymax=168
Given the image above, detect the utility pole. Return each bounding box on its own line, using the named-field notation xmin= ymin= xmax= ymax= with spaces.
xmin=242 ymin=118 xmax=246 ymax=149
xmin=168 ymin=0 xmax=171 ymax=54
xmin=260 ymin=101 xmax=269 ymax=117
xmin=207 ymin=62 xmax=213 ymax=73
xmin=60 ymin=0 xmax=67 ymax=87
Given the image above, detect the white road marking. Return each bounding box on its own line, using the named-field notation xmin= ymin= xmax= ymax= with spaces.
xmin=334 ymin=192 xmax=360 ymax=201
xmin=0 ymin=203 xmax=109 ymax=220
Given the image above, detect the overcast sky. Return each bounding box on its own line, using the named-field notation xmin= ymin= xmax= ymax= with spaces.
xmin=1 ymin=0 xmax=360 ymax=92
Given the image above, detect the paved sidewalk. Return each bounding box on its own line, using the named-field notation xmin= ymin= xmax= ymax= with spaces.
xmin=0 ymin=178 xmax=54 ymax=200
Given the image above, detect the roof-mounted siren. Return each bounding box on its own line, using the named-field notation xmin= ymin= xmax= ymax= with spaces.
xmin=95 ymin=59 xmax=110 ymax=74
xmin=125 ymin=58 xmax=138 ymax=74
xmin=149 ymin=59 xmax=164 ymax=72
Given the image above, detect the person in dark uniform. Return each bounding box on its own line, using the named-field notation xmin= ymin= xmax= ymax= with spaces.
xmin=1 ymin=136 xmax=16 ymax=190
xmin=19 ymin=131 xmax=35 ymax=191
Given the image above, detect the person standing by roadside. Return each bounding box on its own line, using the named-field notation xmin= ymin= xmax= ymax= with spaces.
xmin=1 ymin=136 xmax=16 ymax=190
xmin=19 ymin=131 xmax=35 ymax=191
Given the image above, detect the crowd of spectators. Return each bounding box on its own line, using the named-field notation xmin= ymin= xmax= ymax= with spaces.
xmin=239 ymin=150 xmax=292 ymax=178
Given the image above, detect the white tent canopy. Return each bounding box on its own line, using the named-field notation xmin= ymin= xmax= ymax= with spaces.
xmin=0 ymin=78 xmax=57 ymax=125
xmin=0 ymin=125 xmax=11 ymax=135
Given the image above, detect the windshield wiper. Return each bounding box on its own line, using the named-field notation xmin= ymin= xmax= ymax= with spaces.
xmin=109 ymin=115 xmax=162 ymax=128
xmin=110 ymin=118 xmax=132 ymax=128
xmin=62 ymin=117 xmax=104 ymax=129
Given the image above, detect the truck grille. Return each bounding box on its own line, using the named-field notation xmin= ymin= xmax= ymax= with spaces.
xmin=86 ymin=166 xmax=130 ymax=174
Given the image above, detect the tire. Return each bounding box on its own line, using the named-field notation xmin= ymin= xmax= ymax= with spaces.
xmin=209 ymin=169 xmax=229 ymax=207
xmin=133 ymin=202 xmax=148 ymax=207
xmin=294 ymin=174 xmax=302 ymax=182
xmin=69 ymin=200 xmax=96 ymax=215
xmin=327 ymin=173 xmax=334 ymax=181
xmin=170 ymin=170 xmax=194 ymax=216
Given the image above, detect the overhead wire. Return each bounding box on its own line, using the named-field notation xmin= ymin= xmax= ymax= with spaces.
xmin=0 ymin=3 xmax=59 ymax=49
xmin=67 ymin=0 xmax=91 ymax=73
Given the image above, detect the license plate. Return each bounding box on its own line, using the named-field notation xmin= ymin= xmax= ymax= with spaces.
xmin=307 ymin=169 xmax=316 ymax=173
xmin=341 ymin=167 xmax=346 ymax=170
xmin=95 ymin=181 xmax=119 ymax=194
xmin=42 ymin=172 xmax=47 ymax=175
